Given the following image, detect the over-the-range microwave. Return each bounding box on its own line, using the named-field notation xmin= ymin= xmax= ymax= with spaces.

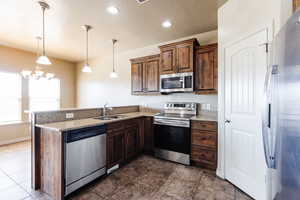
xmin=160 ymin=72 xmax=193 ymax=93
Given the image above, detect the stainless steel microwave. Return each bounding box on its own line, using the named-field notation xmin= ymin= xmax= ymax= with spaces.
xmin=160 ymin=72 xmax=193 ymax=93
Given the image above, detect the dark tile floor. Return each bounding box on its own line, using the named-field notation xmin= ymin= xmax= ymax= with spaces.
xmin=0 ymin=141 xmax=252 ymax=200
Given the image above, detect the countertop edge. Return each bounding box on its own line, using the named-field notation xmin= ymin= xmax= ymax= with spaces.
xmin=35 ymin=112 xmax=156 ymax=132
xmin=35 ymin=112 xmax=218 ymax=132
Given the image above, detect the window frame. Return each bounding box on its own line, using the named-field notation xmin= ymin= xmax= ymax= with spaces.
xmin=0 ymin=71 xmax=22 ymax=124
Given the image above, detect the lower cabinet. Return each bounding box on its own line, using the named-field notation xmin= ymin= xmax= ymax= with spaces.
xmin=107 ymin=131 xmax=125 ymax=169
xmin=191 ymin=120 xmax=218 ymax=170
xmin=107 ymin=118 xmax=144 ymax=169
xmin=144 ymin=117 xmax=154 ymax=154
xmin=125 ymin=125 xmax=139 ymax=160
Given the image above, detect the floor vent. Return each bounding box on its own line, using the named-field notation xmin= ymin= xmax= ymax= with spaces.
xmin=136 ymin=0 xmax=150 ymax=4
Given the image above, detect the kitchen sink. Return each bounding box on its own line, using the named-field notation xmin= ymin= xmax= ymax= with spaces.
xmin=94 ymin=115 xmax=127 ymax=120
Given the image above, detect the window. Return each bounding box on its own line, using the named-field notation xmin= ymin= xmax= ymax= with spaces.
xmin=0 ymin=72 xmax=22 ymax=123
xmin=29 ymin=78 xmax=60 ymax=111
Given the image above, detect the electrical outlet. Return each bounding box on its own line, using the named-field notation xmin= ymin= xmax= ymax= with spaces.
xmin=66 ymin=113 xmax=74 ymax=119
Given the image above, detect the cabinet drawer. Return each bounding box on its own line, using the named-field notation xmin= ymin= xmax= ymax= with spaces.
xmin=192 ymin=130 xmax=217 ymax=148
xmin=192 ymin=121 xmax=217 ymax=131
xmin=191 ymin=145 xmax=216 ymax=165
xmin=124 ymin=119 xmax=140 ymax=129
xmin=107 ymin=121 xmax=125 ymax=134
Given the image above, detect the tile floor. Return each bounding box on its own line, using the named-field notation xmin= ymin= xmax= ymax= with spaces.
xmin=0 ymin=141 xmax=252 ymax=200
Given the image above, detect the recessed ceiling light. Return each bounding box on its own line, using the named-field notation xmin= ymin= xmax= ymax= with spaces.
xmin=162 ymin=20 xmax=172 ymax=28
xmin=106 ymin=6 xmax=119 ymax=15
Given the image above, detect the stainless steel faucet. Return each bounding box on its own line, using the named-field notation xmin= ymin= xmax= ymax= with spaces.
xmin=103 ymin=103 xmax=113 ymax=117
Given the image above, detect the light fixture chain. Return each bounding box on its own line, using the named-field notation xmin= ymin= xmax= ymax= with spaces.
xmin=86 ymin=28 xmax=89 ymax=65
xmin=113 ymin=40 xmax=115 ymax=72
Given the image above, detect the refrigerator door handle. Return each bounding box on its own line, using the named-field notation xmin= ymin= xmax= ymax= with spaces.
xmin=262 ymin=65 xmax=277 ymax=169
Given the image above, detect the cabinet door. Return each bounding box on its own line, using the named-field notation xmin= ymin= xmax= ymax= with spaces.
xmin=131 ymin=63 xmax=143 ymax=93
xmin=176 ymin=43 xmax=194 ymax=73
xmin=160 ymin=47 xmax=176 ymax=74
xmin=195 ymin=44 xmax=218 ymax=94
xmin=143 ymin=58 xmax=159 ymax=92
xmin=144 ymin=117 xmax=154 ymax=154
xmin=125 ymin=126 xmax=139 ymax=160
xmin=294 ymin=0 xmax=300 ymax=12
xmin=107 ymin=132 xmax=125 ymax=169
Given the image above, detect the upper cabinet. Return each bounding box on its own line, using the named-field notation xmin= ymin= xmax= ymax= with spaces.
xmin=294 ymin=0 xmax=300 ymax=12
xmin=160 ymin=46 xmax=176 ymax=74
xmin=130 ymin=39 xmax=218 ymax=95
xmin=194 ymin=44 xmax=218 ymax=94
xmin=131 ymin=54 xmax=160 ymax=95
xmin=159 ymin=39 xmax=198 ymax=74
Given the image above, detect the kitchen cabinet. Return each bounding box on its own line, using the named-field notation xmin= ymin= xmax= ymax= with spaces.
xmin=160 ymin=46 xmax=176 ymax=74
xmin=107 ymin=118 xmax=143 ymax=168
xmin=125 ymin=125 xmax=139 ymax=160
xmin=159 ymin=38 xmax=198 ymax=74
xmin=294 ymin=0 xmax=300 ymax=12
xmin=107 ymin=130 xmax=125 ymax=169
xmin=131 ymin=55 xmax=160 ymax=95
xmin=191 ymin=121 xmax=218 ymax=170
xmin=143 ymin=117 xmax=154 ymax=154
xmin=194 ymin=44 xmax=218 ymax=94
xmin=131 ymin=63 xmax=143 ymax=93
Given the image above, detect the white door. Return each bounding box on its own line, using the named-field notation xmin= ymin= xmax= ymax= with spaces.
xmin=225 ymin=29 xmax=268 ymax=200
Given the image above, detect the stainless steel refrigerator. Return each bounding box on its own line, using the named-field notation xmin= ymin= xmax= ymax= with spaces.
xmin=263 ymin=9 xmax=300 ymax=200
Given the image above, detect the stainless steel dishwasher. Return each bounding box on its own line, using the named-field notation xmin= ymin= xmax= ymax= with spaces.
xmin=64 ymin=125 xmax=106 ymax=196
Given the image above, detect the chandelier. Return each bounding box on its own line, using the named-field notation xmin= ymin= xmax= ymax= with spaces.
xmin=21 ymin=36 xmax=55 ymax=80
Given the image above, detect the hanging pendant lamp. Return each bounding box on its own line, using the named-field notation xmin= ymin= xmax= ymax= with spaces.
xmin=21 ymin=36 xmax=55 ymax=80
xmin=36 ymin=1 xmax=52 ymax=65
xmin=110 ymin=39 xmax=118 ymax=78
xmin=82 ymin=25 xmax=93 ymax=73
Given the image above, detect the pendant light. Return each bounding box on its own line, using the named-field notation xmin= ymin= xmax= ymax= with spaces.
xmin=36 ymin=1 xmax=52 ymax=65
xmin=82 ymin=25 xmax=93 ymax=73
xmin=21 ymin=37 xmax=55 ymax=80
xmin=110 ymin=39 xmax=118 ymax=78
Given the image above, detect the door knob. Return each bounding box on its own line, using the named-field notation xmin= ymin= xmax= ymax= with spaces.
xmin=225 ymin=119 xmax=231 ymax=123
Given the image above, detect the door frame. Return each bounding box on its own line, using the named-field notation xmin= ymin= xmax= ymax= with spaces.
xmin=217 ymin=23 xmax=274 ymax=179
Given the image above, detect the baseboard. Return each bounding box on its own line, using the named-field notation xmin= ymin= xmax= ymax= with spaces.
xmin=0 ymin=137 xmax=31 ymax=146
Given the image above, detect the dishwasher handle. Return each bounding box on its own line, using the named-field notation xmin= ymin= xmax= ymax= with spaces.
xmin=65 ymin=125 xmax=107 ymax=143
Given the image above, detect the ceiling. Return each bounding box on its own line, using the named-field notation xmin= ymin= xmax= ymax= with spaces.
xmin=0 ymin=0 xmax=218 ymax=62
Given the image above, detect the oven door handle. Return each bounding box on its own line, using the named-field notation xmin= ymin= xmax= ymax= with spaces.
xmin=154 ymin=119 xmax=190 ymax=128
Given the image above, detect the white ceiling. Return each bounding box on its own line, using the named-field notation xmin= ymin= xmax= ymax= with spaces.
xmin=0 ymin=0 xmax=218 ymax=62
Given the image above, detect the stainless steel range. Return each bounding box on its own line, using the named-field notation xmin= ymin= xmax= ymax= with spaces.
xmin=154 ymin=102 xmax=197 ymax=165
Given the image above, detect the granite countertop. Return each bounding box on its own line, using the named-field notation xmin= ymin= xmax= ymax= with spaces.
xmin=36 ymin=112 xmax=157 ymax=132
xmin=36 ymin=111 xmax=218 ymax=132
xmin=191 ymin=112 xmax=218 ymax=122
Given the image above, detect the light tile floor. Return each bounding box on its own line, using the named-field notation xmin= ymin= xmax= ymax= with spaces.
xmin=0 ymin=141 xmax=252 ymax=200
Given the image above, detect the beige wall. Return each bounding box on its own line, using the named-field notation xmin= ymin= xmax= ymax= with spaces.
xmin=76 ymin=30 xmax=218 ymax=111
xmin=0 ymin=45 xmax=77 ymax=145
xmin=217 ymin=0 xmax=293 ymax=180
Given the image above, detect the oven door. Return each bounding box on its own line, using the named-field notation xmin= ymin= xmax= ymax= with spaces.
xmin=154 ymin=123 xmax=191 ymax=155
xmin=160 ymin=73 xmax=193 ymax=93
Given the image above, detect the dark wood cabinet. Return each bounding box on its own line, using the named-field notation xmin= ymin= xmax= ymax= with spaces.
xmin=191 ymin=121 xmax=218 ymax=170
xmin=160 ymin=47 xmax=176 ymax=74
xmin=143 ymin=117 xmax=154 ymax=154
xmin=159 ymin=38 xmax=198 ymax=74
xmin=125 ymin=126 xmax=139 ymax=160
xmin=177 ymin=42 xmax=194 ymax=73
xmin=195 ymin=44 xmax=218 ymax=94
xmin=107 ymin=118 xmax=144 ymax=169
xmin=131 ymin=55 xmax=160 ymax=95
xmin=294 ymin=0 xmax=300 ymax=12
xmin=107 ymin=131 xmax=125 ymax=169
xmin=131 ymin=63 xmax=143 ymax=93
